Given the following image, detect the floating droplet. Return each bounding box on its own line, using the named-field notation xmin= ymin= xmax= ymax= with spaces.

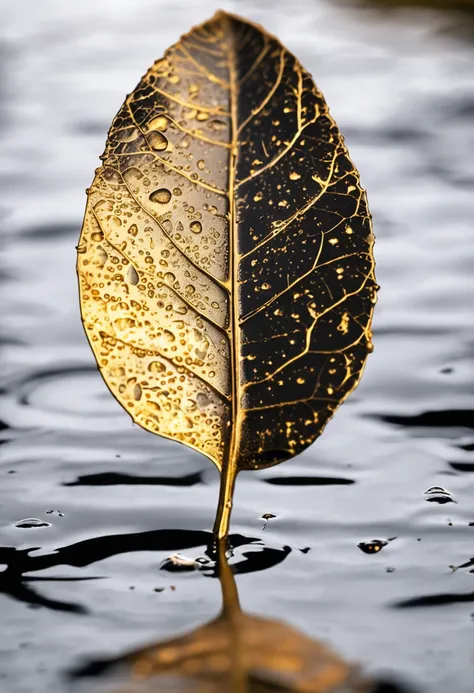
xmin=197 ymin=160 xmax=205 ymax=170
xmin=173 ymin=187 xmax=182 ymax=196
xmin=289 ymin=172 xmax=301 ymax=181
xmin=15 ymin=518 xmax=51 ymax=529
xmin=161 ymin=553 xmax=209 ymax=572
xmin=133 ymin=383 xmax=142 ymax=401
xmin=149 ymin=188 xmax=171 ymax=204
xmin=261 ymin=512 xmax=276 ymax=529
xmin=91 ymin=231 xmax=104 ymax=242
xmin=424 ymin=486 xmax=455 ymax=504
xmin=358 ymin=539 xmax=387 ymax=554
xmin=45 ymin=509 xmax=64 ymax=517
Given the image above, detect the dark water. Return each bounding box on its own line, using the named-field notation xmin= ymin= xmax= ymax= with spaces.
xmin=1 ymin=1 xmax=473 ymax=691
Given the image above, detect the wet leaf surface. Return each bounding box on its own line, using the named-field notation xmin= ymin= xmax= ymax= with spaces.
xmin=77 ymin=10 xmax=376 ymax=537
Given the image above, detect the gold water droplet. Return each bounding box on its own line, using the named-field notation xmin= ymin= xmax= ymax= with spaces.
xmin=148 ymin=361 xmax=165 ymax=373
xmin=109 ymin=216 xmax=122 ymax=228
xmin=196 ymin=393 xmax=210 ymax=409
xmin=149 ymin=188 xmax=171 ymax=204
xmin=114 ymin=317 xmax=136 ymax=330
xmin=185 ymin=284 xmax=195 ymax=295
xmin=163 ymin=329 xmax=175 ymax=343
xmin=109 ymin=366 xmax=125 ymax=377
xmin=196 ymin=111 xmax=209 ymax=122
xmin=133 ymin=383 xmax=142 ymax=401
xmin=148 ymin=131 xmax=168 ymax=151
xmin=91 ymin=231 xmax=104 ymax=242
xmin=289 ymin=172 xmax=301 ymax=181
xmin=197 ymin=160 xmax=205 ymax=171
xmin=261 ymin=282 xmax=271 ymax=290
xmin=164 ymin=272 xmax=176 ymax=283
xmin=128 ymin=223 xmax=138 ymax=236
xmin=190 ymin=221 xmax=202 ymax=234
xmin=208 ymin=119 xmax=226 ymax=131
xmin=254 ymin=192 xmax=263 ymax=202
xmin=95 ymin=246 xmax=108 ymax=267
xmin=148 ymin=115 xmax=169 ymax=132
xmin=128 ymin=265 xmax=139 ymax=285
xmin=76 ymin=242 xmax=87 ymax=254
xmin=173 ymin=188 xmax=182 ymax=196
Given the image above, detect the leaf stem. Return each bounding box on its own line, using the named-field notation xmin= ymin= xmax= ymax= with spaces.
xmin=213 ymin=462 xmax=238 ymax=540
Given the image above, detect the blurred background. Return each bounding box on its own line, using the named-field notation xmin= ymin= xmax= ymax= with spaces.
xmin=0 ymin=1 xmax=473 ymax=692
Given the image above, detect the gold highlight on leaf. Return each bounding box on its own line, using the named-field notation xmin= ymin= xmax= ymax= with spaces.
xmin=77 ymin=10 xmax=377 ymax=540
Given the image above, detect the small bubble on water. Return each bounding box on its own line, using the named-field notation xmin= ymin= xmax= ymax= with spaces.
xmin=15 ymin=518 xmax=51 ymax=529
xmin=424 ymin=486 xmax=455 ymax=504
xmin=358 ymin=539 xmax=388 ymax=554
xmin=261 ymin=512 xmax=276 ymax=529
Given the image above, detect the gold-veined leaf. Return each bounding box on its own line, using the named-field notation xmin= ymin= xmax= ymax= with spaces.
xmin=75 ymin=544 xmax=372 ymax=693
xmin=77 ymin=11 xmax=377 ymax=537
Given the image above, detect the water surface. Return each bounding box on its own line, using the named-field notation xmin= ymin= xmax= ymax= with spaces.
xmin=1 ymin=1 xmax=473 ymax=692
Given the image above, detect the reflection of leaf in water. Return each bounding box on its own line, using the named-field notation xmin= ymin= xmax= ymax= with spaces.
xmin=77 ymin=543 xmax=372 ymax=693
xmin=106 ymin=614 xmax=368 ymax=693
xmin=77 ymin=10 xmax=376 ymax=538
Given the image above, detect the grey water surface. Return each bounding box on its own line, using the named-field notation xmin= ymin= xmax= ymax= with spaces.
xmin=0 ymin=1 xmax=473 ymax=692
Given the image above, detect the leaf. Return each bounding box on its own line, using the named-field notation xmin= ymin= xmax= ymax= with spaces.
xmin=77 ymin=11 xmax=377 ymax=537
xmin=74 ymin=544 xmax=373 ymax=693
